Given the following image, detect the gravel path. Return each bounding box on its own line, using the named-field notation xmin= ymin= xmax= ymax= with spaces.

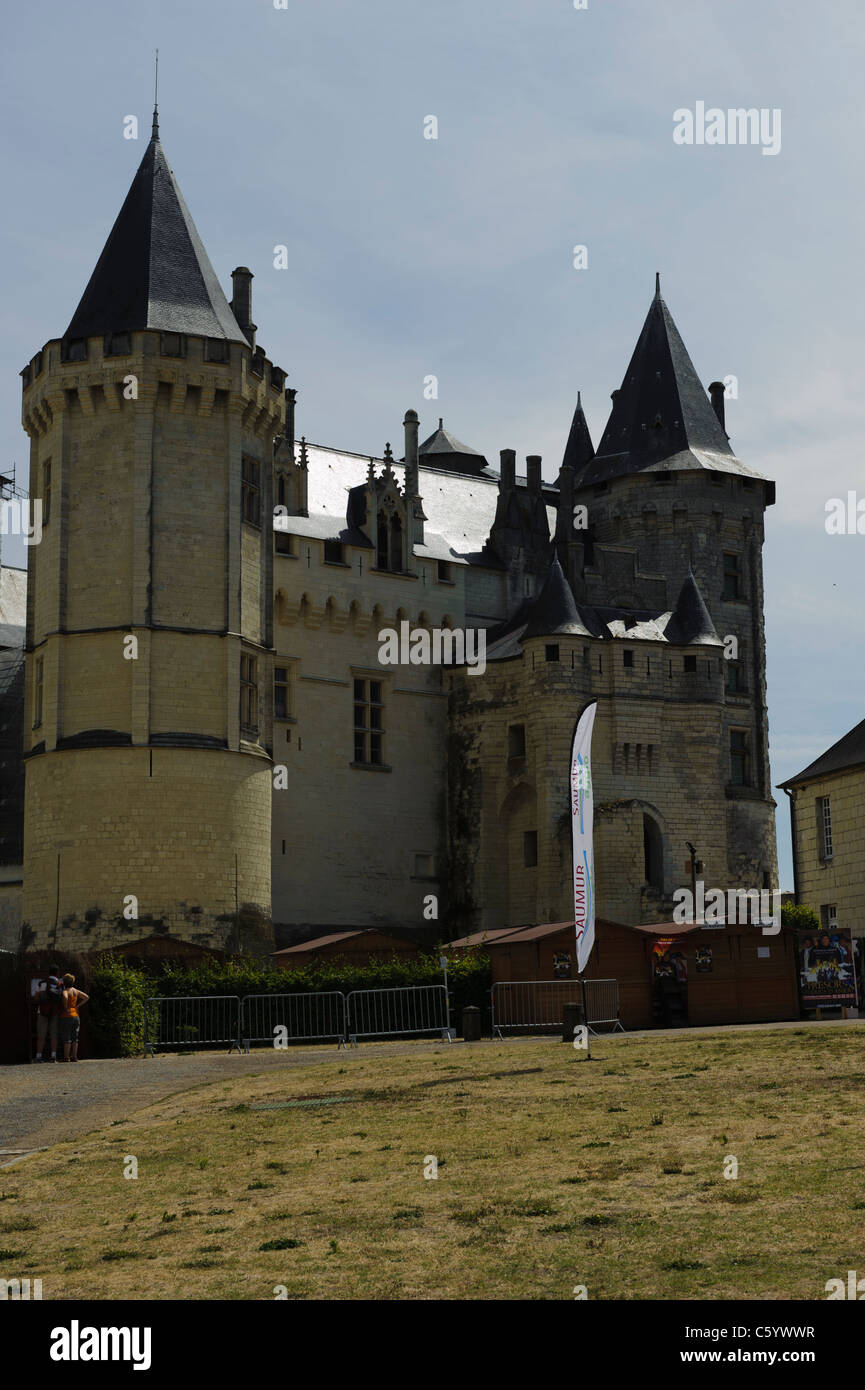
xmin=0 ymin=1040 xmax=463 ymax=1158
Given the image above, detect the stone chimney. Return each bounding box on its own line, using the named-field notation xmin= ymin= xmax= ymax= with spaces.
xmin=403 ymin=408 xmax=425 ymax=547
xmin=499 ymin=448 xmax=516 ymax=492
xmin=231 ymin=267 xmax=256 ymax=348
xmin=708 ymin=381 xmax=726 ymax=433
xmin=526 ymin=455 xmax=542 ymax=495
xmin=404 ymin=409 xmax=419 ymax=494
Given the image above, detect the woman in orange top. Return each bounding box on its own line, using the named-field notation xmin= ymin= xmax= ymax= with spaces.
xmin=59 ymin=974 xmax=89 ymax=1062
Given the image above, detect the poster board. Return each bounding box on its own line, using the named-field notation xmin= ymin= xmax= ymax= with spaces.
xmin=796 ymin=929 xmax=856 ymax=1009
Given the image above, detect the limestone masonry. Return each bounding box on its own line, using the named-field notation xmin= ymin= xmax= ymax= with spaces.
xmin=11 ymin=111 xmax=778 ymax=952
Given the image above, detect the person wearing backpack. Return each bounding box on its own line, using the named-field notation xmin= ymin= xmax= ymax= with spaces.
xmin=34 ymin=965 xmax=63 ymax=1062
xmin=59 ymin=974 xmax=89 ymax=1062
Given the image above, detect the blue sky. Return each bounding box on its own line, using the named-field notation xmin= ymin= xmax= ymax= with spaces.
xmin=3 ymin=0 xmax=864 ymax=892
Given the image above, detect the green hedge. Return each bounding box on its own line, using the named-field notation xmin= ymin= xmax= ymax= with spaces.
xmin=83 ymin=948 xmax=491 ymax=1054
xmin=152 ymin=947 xmax=491 ymax=1021
xmin=87 ymin=954 xmax=154 ymax=1058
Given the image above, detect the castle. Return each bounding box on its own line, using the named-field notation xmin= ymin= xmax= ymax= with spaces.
xmin=9 ymin=112 xmax=778 ymax=954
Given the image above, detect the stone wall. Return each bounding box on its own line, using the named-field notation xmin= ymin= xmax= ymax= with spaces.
xmin=790 ymin=769 xmax=865 ymax=939
xmin=22 ymin=745 xmax=271 ymax=951
xmin=19 ymin=330 xmax=282 ymax=950
xmin=448 ymin=624 xmax=777 ymax=937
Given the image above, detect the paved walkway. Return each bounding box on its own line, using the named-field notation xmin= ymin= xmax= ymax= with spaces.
xmin=2 ymin=1016 xmax=861 ymax=1163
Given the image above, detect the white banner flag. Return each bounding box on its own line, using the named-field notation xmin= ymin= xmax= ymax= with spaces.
xmin=570 ymin=700 xmax=598 ymax=975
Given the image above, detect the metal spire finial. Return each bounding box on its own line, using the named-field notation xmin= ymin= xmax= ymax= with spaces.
xmin=152 ymin=50 xmax=160 ymax=139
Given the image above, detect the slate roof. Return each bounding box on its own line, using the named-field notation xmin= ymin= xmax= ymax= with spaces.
xmin=64 ymin=121 xmax=246 ymax=344
xmin=0 ymin=566 xmax=26 ymax=633
xmin=662 ymin=570 xmax=720 ymax=646
xmin=575 ymin=278 xmax=767 ymax=487
xmin=561 ymin=392 xmax=594 ymax=473
xmin=285 ymin=441 xmax=557 ymax=563
xmin=523 ymin=556 xmax=591 ymax=639
xmin=484 ymin=559 xmax=721 ymax=661
xmin=418 ymin=419 xmax=490 ymax=475
xmin=779 ymin=717 xmax=865 ymax=787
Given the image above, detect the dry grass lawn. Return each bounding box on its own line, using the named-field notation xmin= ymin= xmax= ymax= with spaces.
xmin=3 ymin=1025 xmax=864 ymax=1300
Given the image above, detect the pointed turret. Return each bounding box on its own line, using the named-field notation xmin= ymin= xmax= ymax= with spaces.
xmin=663 ymin=570 xmax=721 ymax=646
xmin=556 ymin=390 xmax=594 ymax=560
xmin=63 ymin=123 xmax=246 ymax=345
xmin=561 ymin=391 xmax=594 ymax=475
xmin=577 ymin=277 xmax=763 ymax=486
xmin=523 ymin=555 xmax=589 ymax=639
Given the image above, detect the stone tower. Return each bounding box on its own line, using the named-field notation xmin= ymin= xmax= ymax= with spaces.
xmin=558 ymin=275 xmax=777 ymax=891
xmin=447 ymin=277 xmax=778 ymax=937
xmin=20 ymin=110 xmax=285 ymax=951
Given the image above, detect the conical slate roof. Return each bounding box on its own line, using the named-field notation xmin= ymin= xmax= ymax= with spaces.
xmin=418 ymin=420 xmax=488 ymax=474
xmin=662 ymin=570 xmax=720 ymax=646
xmin=561 ymin=391 xmax=594 ymax=473
xmin=523 ymin=555 xmax=590 ymax=639
xmin=64 ymin=117 xmax=246 ymax=344
xmin=576 ymin=278 xmax=764 ymax=486
xmin=484 ymin=560 xmax=721 ymax=662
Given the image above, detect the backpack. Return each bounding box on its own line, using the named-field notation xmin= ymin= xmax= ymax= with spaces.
xmin=46 ymin=977 xmax=64 ymax=1007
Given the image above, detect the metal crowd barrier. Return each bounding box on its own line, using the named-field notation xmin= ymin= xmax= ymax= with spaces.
xmin=584 ymin=979 xmax=625 ymax=1034
xmin=346 ymin=984 xmax=453 ymax=1045
xmin=144 ymin=995 xmax=242 ymax=1054
xmin=491 ymin=979 xmax=623 ymax=1039
xmin=240 ymin=992 xmax=348 ymax=1051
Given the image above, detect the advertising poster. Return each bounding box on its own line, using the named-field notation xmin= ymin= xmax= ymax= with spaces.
xmin=796 ymin=929 xmax=857 ymax=1008
xmin=652 ymin=938 xmax=688 ymax=983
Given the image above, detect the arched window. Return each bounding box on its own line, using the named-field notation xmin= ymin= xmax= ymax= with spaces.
xmin=643 ymin=814 xmax=664 ymax=891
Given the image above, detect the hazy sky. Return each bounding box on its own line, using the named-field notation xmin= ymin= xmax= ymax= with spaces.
xmin=3 ymin=0 xmax=864 ymax=893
